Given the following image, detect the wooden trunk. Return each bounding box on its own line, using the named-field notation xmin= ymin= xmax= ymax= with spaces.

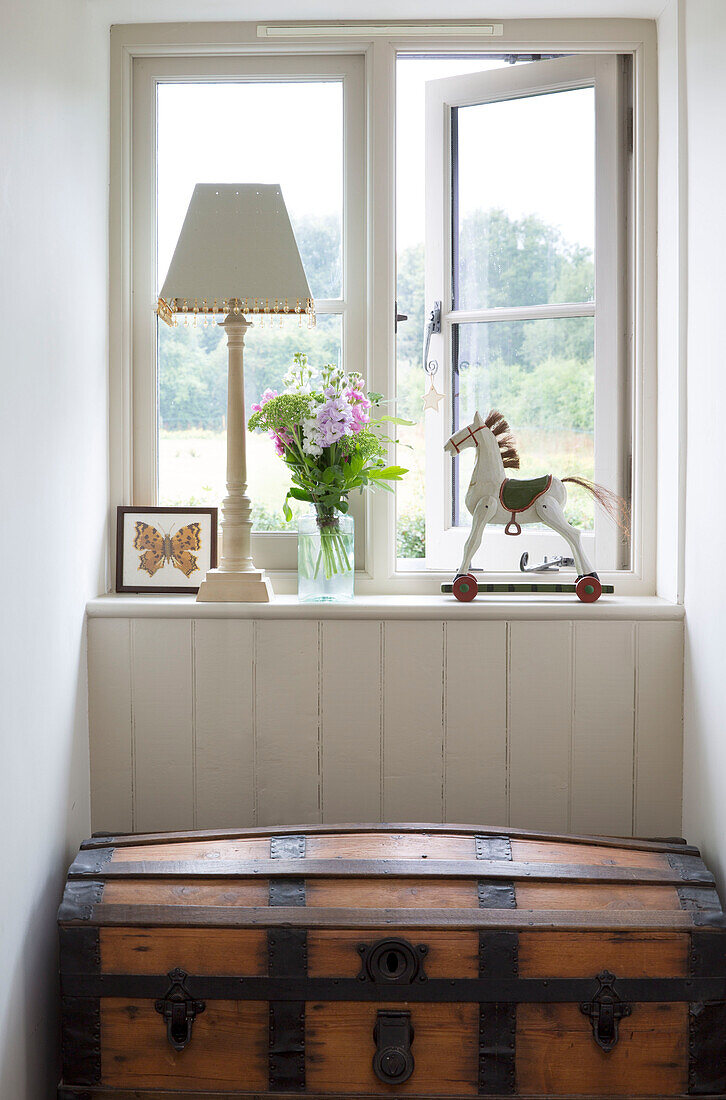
xmin=58 ymin=824 xmax=726 ymax=1099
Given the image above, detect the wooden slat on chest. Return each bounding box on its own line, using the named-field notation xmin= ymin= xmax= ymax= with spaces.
xmin=69 ymin=855 xmax=713 ymax=886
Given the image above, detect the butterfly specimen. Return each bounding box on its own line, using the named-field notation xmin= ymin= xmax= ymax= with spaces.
xmin=133 ymin=521 xmax=202 ymax=579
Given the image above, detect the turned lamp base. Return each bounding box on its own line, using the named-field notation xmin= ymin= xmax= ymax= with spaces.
xmin=196 ymin=568 xmax=274 ymax=603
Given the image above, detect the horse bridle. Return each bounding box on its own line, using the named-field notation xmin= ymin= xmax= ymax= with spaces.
xmin=448 ymin=423 xmax=487 ymax=454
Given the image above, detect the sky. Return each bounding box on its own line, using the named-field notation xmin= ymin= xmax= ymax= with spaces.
xmin=157 ymin=55 xmax=595 ymax=290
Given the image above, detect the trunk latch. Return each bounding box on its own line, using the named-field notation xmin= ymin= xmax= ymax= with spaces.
xmin=357 ymin=937 xmax=428 ymax=984
xmin=580 ymin=970 xmax=632 ymax=1052
xmin=155 ymin=968 xmax=206 ymax=1051
xmin=373 ymin=1010 xmax=415 ymax=1084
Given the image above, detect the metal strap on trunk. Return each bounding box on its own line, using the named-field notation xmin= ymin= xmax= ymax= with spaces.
xmin=269 ymin=834 xmax=306 ymax=1092
xmin=479 ymin=931 xmax=518 ymax=1094
xmin=476 ymin=835 xmax=516 ymax=912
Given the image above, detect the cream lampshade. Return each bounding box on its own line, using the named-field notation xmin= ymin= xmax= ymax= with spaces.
xmin=157 ymin=183 xmax=313 ymax=603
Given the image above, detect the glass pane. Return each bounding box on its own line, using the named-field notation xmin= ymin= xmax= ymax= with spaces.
xmin=454 ymin=87 xmax=594 ymax=311
xmin=452 ymin=316 xmax=596 ymax=530
xmin=156 ymin=79 xmax=344 ymax=526
xmin=395 ymin=57 xmax=511 ymax=560
xmin=158 ymin=313 xmax=342 ymax=531
xmin=157 ymin=80 xmax=343 ymax=301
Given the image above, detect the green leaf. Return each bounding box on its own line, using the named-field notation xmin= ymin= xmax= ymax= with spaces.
xmin=377 ymin=415 xmax=416 ymax=426
xmin=288 ymin=487 xmax=315 ymax=503
xmin=282 ymin=495 xmax=293 ymax=523
xmin=368 ymin=465 xmax=408 ymax=480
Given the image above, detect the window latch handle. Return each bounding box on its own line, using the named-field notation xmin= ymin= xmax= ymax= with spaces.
xmin=423 ymin=301 xmax=441 ymax=374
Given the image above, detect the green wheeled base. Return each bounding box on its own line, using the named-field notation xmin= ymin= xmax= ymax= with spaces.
xmin=443 ymin=575 xmax=613 ymax=602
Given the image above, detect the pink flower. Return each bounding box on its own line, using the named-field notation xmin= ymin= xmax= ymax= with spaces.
xmin=271 ymin=427 xmax=293 ymax=456
xmin=346 ymin=387 xmax=371 ymax=434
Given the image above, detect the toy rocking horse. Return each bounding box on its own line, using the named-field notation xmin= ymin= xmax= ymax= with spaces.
xmin=443 ymin=410 xmax=626 ymax=603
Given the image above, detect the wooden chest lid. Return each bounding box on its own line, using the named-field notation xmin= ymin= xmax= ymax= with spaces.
xmin=59 ymin=823 xmax=724 ymax=932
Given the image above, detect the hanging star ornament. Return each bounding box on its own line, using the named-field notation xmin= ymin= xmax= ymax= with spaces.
xmin=423 ymin=382 xmax=445 ymax=412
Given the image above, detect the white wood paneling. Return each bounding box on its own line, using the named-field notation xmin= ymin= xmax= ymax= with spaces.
xmin=194 ymin=619 xmax=255 ymax=828
xmin=571 ymin=621 xmax=636 ymax=834
xmin=86 ymin=612 xmax=685 ymax=840
xmin=445 ymin=621 xmax=508 ymax=824
xmin=635 ymin=620 xmax=685 ymax=836
xmin=321 ymin=620 xmax=382 ymax=822
xmin=131 ymin=619 xmax=194 ymax=833
xmin=254 ymin=621 xmax=320 ymax=826
xmin=383 ymin=622 xmax=445 ymax=821
xmin=88 ymin=618 xmax=133 ymax=833
xmin=508 ymin=621 xmax=573 ymax=832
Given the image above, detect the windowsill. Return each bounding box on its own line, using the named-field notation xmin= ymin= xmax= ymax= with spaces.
xmin=87 ymin=593 xmax=683 ymax=621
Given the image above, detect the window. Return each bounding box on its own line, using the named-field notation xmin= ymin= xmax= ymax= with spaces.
xmin=117 ymin=24 xmax=654 ymax=593
xmin=156 ymin=80 xmax=345 ymax=531
xmin=130 ymin=54 xmax=364 ymax=570
xmin=399 ymin=54 xmax=631 ymax=573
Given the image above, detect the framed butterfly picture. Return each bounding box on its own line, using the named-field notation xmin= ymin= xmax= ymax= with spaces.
xmin=116 ymin=507 xmax=218 ymax=594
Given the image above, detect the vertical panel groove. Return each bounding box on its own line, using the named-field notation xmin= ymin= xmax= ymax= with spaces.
xmin=633 ymin=621 xmax=641 ymax=835
xmin=191 ymin=618 xmax=198 ymax=830
xmin=383 ymin=622 xmax=445 ymax=820
xmin=129 ymin=619 xmax=137 ymax=833
xmin=252 ymin=621 xmax=259 ymax=827
xmin=442 ymin=621 xmax=448 ymax=821
xmin=505 ymin=621 xmax=511 ymax=827
xmin=194 ymin=620 xmax=254 ymax=828
xmin=321 ymin=620 xmax=382 ymax=822
xmin=567 ymin=621 xmax=576 ymax=833
xmin=446 ymin=622 xmax=507 ymax=825
xmin=255 ymin=622 xmax=320 ymax=825
xmin=317 ymin=620 xmax=323 ymax=821
xmin=380 ymin=621 xmax=385 ymax=821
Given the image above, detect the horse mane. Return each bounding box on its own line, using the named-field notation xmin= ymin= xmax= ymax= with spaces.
xmin=484 ymin=410 xmax=520 ymax=469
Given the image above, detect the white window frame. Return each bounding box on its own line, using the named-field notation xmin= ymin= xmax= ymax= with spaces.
xmin=423 ymin=55 xmax=629 ymax=574
xmin=130 ymin=52 xmax=365 ymax=572
xmin=110 ymin=19 xmax=657 ymax=596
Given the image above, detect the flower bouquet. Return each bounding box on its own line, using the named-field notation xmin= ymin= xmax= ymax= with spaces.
xmin=248 ymin=353 xmax=408 ymax=600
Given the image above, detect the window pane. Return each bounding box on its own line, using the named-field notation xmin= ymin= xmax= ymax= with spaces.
xmin=156 ymin=79 xmax=344 ymax=527
xmin=395 ymin=57 xmax=511 ymax=560
xmin=158 ymin=313 xmax=342 ymax=531
xmin=454 ymin=87 xmax=594 ymax=311
xmin=157 ymin=82 xmax=343 ymax=300
xmin=452 ymin=317 xmax=595 ymax=530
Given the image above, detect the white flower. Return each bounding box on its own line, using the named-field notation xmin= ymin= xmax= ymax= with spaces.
xmin=302 ymin=417 xmax=324 ymax=457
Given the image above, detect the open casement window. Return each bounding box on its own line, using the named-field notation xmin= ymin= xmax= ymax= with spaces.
xmin=423 ymin=55 xmax=631 ymax=574
xmin=131 ymin=53 xmax=366 ymax=571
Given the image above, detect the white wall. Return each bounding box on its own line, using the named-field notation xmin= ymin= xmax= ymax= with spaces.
xmin=0 ymin=1 xmax=108 ymax=1095
xmin=679 ymin=0 xmax=726 ymax=894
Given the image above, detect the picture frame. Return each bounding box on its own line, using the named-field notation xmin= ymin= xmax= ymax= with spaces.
xmin=116 ymin=506 xmax=218 ymax=594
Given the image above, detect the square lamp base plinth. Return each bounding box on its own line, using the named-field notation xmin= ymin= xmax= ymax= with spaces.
xmin=196 ymin=568 xmax=274 ymax=603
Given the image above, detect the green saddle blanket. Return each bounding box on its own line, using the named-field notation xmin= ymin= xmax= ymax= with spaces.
xmin=500 ymin=474 xmax=551 ymax=512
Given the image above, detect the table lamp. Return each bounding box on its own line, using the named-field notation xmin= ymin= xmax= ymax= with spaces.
xmin=157 ymin=183 xmax=313 ymax=602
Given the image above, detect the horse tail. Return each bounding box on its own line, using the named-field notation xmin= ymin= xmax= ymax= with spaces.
xmin=561 ymin=476 xmax=631 ymax=536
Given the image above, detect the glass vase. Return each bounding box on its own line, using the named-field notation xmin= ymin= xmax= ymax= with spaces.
xmin=297 ymin=506 xmax=354 ymax=603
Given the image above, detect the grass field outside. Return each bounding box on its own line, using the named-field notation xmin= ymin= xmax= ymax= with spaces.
xmin=160 ymin=424 xmax=595 ymax=560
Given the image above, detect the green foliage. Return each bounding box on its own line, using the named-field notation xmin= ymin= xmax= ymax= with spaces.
xmin=397 ymin=508 xmax=426 ymax=559
xmin=293 ymin=214 xmax=341 ymax=299
xmin=485 ymin=357 xmax=594 ymax=434
xmin=248 ymin=392 xmax=314 ymax=434
xmin=458 ymin=208 xmax=593 ymax=310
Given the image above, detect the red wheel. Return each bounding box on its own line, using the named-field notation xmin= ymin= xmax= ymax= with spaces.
xmin=452 ymin=574 xmax=478 ymax=602
xmin=575 ymin=575 xmax=602 ymax=603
